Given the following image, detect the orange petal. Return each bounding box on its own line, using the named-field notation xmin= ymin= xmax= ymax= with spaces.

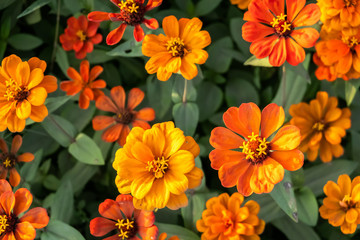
xmin=237 ymin=165 xmax=254 ymax=196
xmin=181 ymin=17 xmax=203 ymax=44
xmin=209 ymin=149 xmax=246 ymax=170
xmin=0 ymin=191 xmax=15 ymax=215
xmin=87 ymin=11 xmax=110 ymax=22
xmin=127 ymin=88 xmax=144 ymax=110
xmin=260 ymin=103 xmax=284 ymax=139
xmin=131 ymin=173 xmax=155 ymax=199
xmin=262 ymin=157 xmax=284 ymax=184
xmin=67 ymin=67 xmax=82 ymax=82
xmin=186 ymin=167 xmax=203 ymax=189
xmin=242 ymin=22 xmax=274 ymax=42
xmin=79 ymin=92 xmax=91 ymax=109
xmin=134 ymin=24 xmax=145 ymax=42
xmin=219 ymin=160 xmax=249 ymax=188
xmin=286 ymin=0 xmax=305 ymax=22
xmin=185 ymin=49 xmax=208 ymax=65
xmin=0 ymin=180 xmax=11 ymax=196
xmin=269 ymin=149 xmax=304 ymax=171
xmin=180 ymin=56 xmax=198 ymax=80
xmin=285 ymin=38 xmax=305 ymax=66
xmin=166 ymin=192 xmax=188 ymax=210
xmin=16 ymin=100 xmax=31 ymax=120
xmin=144 ymin=18 xmax=159 ymax=30
xmin=28 ymin=57 xmax=46 ymax=72
xmin=27 ymin=87 xmax=47 ymax=106
xmin=163 ymin=16 xmax=179 ymax=38
xmin=250 ymin=35 xmax=278 ymax=59
xmin=98 ymin=199 xmax=122 ymax=220
xmin=269 ymin=37 xmax=287 ymax=67
xmin=9 ymin=168 xmax=21 ymax=187
xmin=89 ymin=65 xmax=103 ymax=82
xmin=118 ymin=125 xmax=130 ymax=146
xmin=249 ymin=165 xmax=275 ymax=194
xmin=186 ymin=31 xmax=211 ymax=50
xmin=95 ymin=95 xmax=118 ymax=113
xmin=270 ymin=125 xmax=301 ymax=150
xmin=146 ymin=0 xmax=163 ymax=11
xmin=92 ymin=116 xmax=115 ymax=130
xmin=292 ymin=4 xmax=321 ymax=27
xmin=210 ymin=127 xmax=244 ymax=150
xmin=110 ymin=87 xmax=126 ymax=109
xmin=89 ymin=217 xmax=117 ymax=237
xmin=164 ymin=170 xmax=188 ymax=194
xmin=37 ymin=75 xmax=58 ymax=93
xmin=27 ymin=68 xmax=44 ymax=89
xmin=264 ymin=0 xmax=284 ymax=16
xmin=136 ymin=108 xmax=155 ymax=121
xmin=14 ymin=222 xmax=36 ymax=240
xmin=7 ymin=112 xmax=26 ymax=133
xmin=106 ymin=23 xmax=127 ymax=45
xmin=10 ymin=135 xmax=22 ymax=153
xmin=0 ymin=139 xmax=8 ymax=153
xmin=29 ymin=105 xmax=48 ymax=122
xmin=179 ymin=136 xmax=200 ymax=158
xmin=13 ymin=188 xmax=33 ymax=216
xmin=336 ymin=52 xmax=352 ymax=74
xmin=142 ymin=34 xmax=168 ymax=56
xmin=101 ymin=124 xmax=123 ymax=142
xmin=291 ymin=28 xmax=319 ymax=48
xmin=17 ymin=153 xmax=34 ymax=162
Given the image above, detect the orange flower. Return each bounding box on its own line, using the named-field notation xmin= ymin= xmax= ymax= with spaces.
xmin=92 ymin=86 xmax=155 ymax=146
xmin=230 ymin=0 xmax=252 ymax=10
xmin=242 ymin=0 xmax=321 ymax=66
xmin=113 ymin=121 xmax=204 ymax=211
xmin=313 ymin=53 xmax=338 ymax=81
xmin=59 ymin=15 xmax=102 ymax=59
xmin=142 ymin=15 xmax=211 ymax=81
xmin=0 ymin=55 xmax=58 ymax=132
xmin=90 ymin=194 xmax=158 ymax=240
xmin=0 ymin=179 xmax=49 ymax=239
xmin=289 ymin=91 xmax=351 ymax=162
xmin=87 ymin=0 xmax=162 ymax=45
xmin=60 ymin=60 xmax=106 ymax=109
xmin=196 ymin=192 xmax=265 ymax=240
xmin=209 ymin=103 xmax=304 ymax=196
xmin=319 ymin=174 xmax=360 ymax=234
xmin=158 ymin=233 xmax=179 ymax=240
xmin=0 ymin=135 xmax=34 ymax=187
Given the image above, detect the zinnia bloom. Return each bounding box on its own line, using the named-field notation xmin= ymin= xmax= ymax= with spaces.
xmin=0 ymin=54 xmax=58 ymax=132
xmin=0 ymin=135 xmax=34 ymax=187
xmin=230 ymin=0 xmax=252 ymax=10
xmin=242 ymin=0 xmax=321 ymax=66
xmin=90 ymin=194 xmax=158 ymax=240
xmin=319 ymin=174 xmax=360 ymax=234
xmin=142 ymin=15 xmax=211 ymax=81
xmin=158 ymin=233 xmax=179 ymax=240
xmin=0 ymin=179 xmax=49 ymax=239
xmin=196 ymin=192 xmax=265 ymax=240
xmin=313 ymin=53 xmax=338 ymax=81
xmin=60 ymin=60 xmax=106 ymax=109
xmin=209 ymin=103 xmax=304 ymax=196
xmin=289 ymin=91 xmax=351 ymax=162
xmin=113 ymin=121 xmax=204 ymax=211
xmin=59 ymin=15 xmax=102 ymax=59
xmin=87 ymin=0 xmax=162 ymax=45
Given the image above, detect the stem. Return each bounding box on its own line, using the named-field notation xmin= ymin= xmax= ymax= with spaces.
xmin=281 ymin=64 xmax=286 ymax=107
xmin=50 ymin=0 xmax=61 ymax=72
xmin=182 ymin=78 xmax=188 ymax=103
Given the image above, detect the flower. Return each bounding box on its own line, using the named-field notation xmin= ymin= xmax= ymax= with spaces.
xmin=59 ymin=15 xmax=102 ymax=59
xmin=319 ymin=174 xmax=360 ymax=234
xmin=209 ymin=103 xmax=304 ymax=196
xmin=158 ymin=233 xmax=179 ymax=240
xmin=113 ymin=121 xmax=204 ymax=211
xmin=0 ymin=179 xmax=49 ymax=239
xmin=196 ymin=192 xmax=265 ymax=240
xmin=0 ymin=135 xmax=34 ymax=187
xmin=242 ymin=0 xmax=321 ymax=66
xmin=92 ymin=86 xmax=155 ymax=146
xmin=313 ymin=53 xmax=337 ymax=81
xmin=230 ymin=0 xmax=252 ymax=10
xmin=87 ymin=0 xmax=162 ymax=45
xmin=142 ymin=15 xmax=211 ymax=81
xmin=0 ymin=54 xmax=58 ymax=132
xmin=289 ymin=91 xmax=351 ymax=162
xmin=90 ymin=194 xmax=158 ymax=240
xmin=60 ymin=60 xmax=106 ymax=109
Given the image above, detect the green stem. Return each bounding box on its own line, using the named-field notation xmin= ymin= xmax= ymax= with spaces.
xmin=281 ymin=64 xmax=286 ymax=107
xmin=182 ymin=78 xmax=188 ymax=103
xmin=50 ymin=0 xmax=61 ymax=73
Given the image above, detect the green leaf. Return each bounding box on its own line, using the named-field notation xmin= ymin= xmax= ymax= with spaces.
xmin=345 ymin=79 xmax=360 ymax=106
xmin=61 ymin=103 xmax=96 ymax=132
xmin=172 ymin=102 xmax=199 ymax=136
xmin=304 ymin=160 xmax=357 ymax=196
xmin=46 ymin=96 xmax=72 ymax=114
xmin=107 ymin=39 xmax=143 ymax=57
xmin=87 ymin=49 xmax=115 ymax=64
xmin=43 ymin=174 xmax=61 ymax=191
xmin=0 ymin=0 xmax=16 ymax=10
xmin=244 ymin=56 xmax=273 ymax=67
xmin=171 ymin=75 xmax=197 ymax=103
xmin=0 ymin=16 xmax=11 ymax=39
xmin=0 ymin=41 xmax=6 ymax=60
xmin=61 ymin=162 xmax=98 ymax=193
xmin=270 ymin=170 xmax=298 ymax=222
xmin=225 ymin=78 xmax=259 ymax=106
xmin=147 ymin=75 xmax=173 ymax=120
xmin=56 ymin=47 xmax=70 ymax=77
xmin=68 ymin=133 xmax=104 ymax=165
xmin=295 ymin=186 xmax=318 ymax=226
xmin=272 ymin=216 xmax=321 ymax=240
xmin=156 ymin=223 xmax=200 ymax=240
xmin=51 ymin=181 xmax=74 ymax=224
xmin=230 ymin=18 xmax=251 ymax=59
xmin=196 ymin=82 xmax=223 ymax=121
xmin=17 ymin=0 xmax=51 ymax=18
xmin=351 ymin=131 xmax=360 ymax=162
xmin=205 ymin=37 xmax=233 ymax=73
xmin=63 ymin=0 xmax=82 ymax=14
xmin=20 ymin=150 xmax=43 ymax=182
xmin=194 ymin=0 xmax=221 ymax=16
xmin=247 ymin=194 xmax=284 ymax=223
xmin=41 ymin=114 xmax=77 ymax=147
xmin=41 ymin=220 xmax=85 ymax=240
xmin=8 ymin=33 xmax=43 ymax=50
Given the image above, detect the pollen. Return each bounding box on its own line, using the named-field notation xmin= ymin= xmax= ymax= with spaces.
xmin=271 ymin=14 xmax=293 ymax=36
xmin=4 ymin=78 xmax=21 ymax=101
xmin=2 ymin=158 xmax=12 ymax=168
xmin=312 ymin=122 xmax=325 ymax=131
xmin=76 ymin=30 xmax=87 ymax=41
xmin=240 ymin=133 xmax=269 ymax=164
xmin=339 ymin=195 xmax=355 ymax=209
xmin=115 ymin=218 xmax=135 ymax=240
xmin=166 ymin=37 xmax=186 ymax=57
xmin=146 ymin=156 xmax=169 ymax=178
xmin=0 ymin=215 xmax=9 ymax=234
xmin=343 ymin=36 xmax=359 ymax=48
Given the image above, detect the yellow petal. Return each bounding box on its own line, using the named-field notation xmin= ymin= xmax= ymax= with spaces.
xmin=27 ymin=87 xmax=47 ymax=106
xmin=16 ymin=100 xmax=31 ymax=120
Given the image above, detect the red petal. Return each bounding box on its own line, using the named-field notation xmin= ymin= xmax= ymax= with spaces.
xmin=127 ymin=88 xmax=144 ymax=110
xmin=92 ymin=116 xmax=115 ymax=130
xmin=209 ymin=127 xmax=244 ymax=150
xmin=87 ymin=11 xmax=110 ymax=22
xmin=89 ymin=217 xmax=116 ymax=237
xmin=106 ymin=24 xmax=127 ymax=45
xmin=144 ymin=18 xmax=159 ymax=30
xmin=20 ymin=207 xmax=49 ymax=228
xmin=102 ymin=124 xmax=123 ymax=142
xmin=242 ymin=22 xmax=274 ymax=42
xmin=95 ymin=95 xmax=118 ymax=113
xmin=269 ymin=37 xmax=287 ymax=67
xmin=10 ymin=135 xmax=22 ymax=153
xmin=110 ymin=86 xmax=126 ymax=109
xmin=285 ymin=38 xmax=305 ymax=66
xmin=250 ymin=35 xmax=278 ymax=60
xmin=134 ymin=25 xmax=145 ymax=42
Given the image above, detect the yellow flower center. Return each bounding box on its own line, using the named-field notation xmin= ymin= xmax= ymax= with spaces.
xmin=342 ymin=36 xmax=359 ymax=48
xmin=76 ymin=30 xmax=87 ymax=41
xmin=4 ymin=78 xmax=29 ymax=102
xmin=312 ymin=122 xmax=325 ymax=131
xmin=146 ymin=156 xmax=169 ymax=179
xmin=271 ymin=13 xmax=293 ymax=36
xmin=0 ymin=215 xmax=9 ymax=234
xmin=118 ymin=0 xmax=140 ymax=13
xmin=115 ymin=218 xmax=135 ymax=240
xmin=240 ymin=132 xmax=269 ymax=164
xmin=339 ymin=195 xmax=356 ymax=209
xmin=344 ymin=0 xmax=357 ymax=7
xmin=166 ymin=37 xmax=187 ymax=57
xmin=2 ymin=158 xmax=12 ymax=168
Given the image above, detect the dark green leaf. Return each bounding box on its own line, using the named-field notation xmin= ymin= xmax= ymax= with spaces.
xmin=172 ymin=102 xmax=199 ymax=136
xmin=56 ymin=47 xmax=70 ymax=77
xmin=51 ymin=181 xmax=74 ymax=223
xmin=0 ymin=16 xmax=11 ymax=39
xmin=41 ymin=115 xmax=77 ymax=147
xmin=229 ymin=17 xmax=251 ymax=59
xmin=107 ymin=39 xmax=143 ymax=57
xmin=247 ymin=194 xmax=284 ymax=223
xmin=345 ymin=79 xmax=360 ymax=106
xmin=87 ymin=49 xmax=115 ymax=63
xmin=17 ymin=0 xmax=51 ymax=18
xmin=295 ymin=186 xmax=318 ymax=226
xmin=196 ymin=82 xmax=223 ymax=121
xmin=156 ymin=223 xmax=200 ymax=240
xmin=205 ymin=37 xmax=233 ymax=73
xmin=46 ymin=96 xmax=72 ymax=114
xmin=43 ymin=174 xmax=61 ymax=191
xmin=61 ymin=162 xmax=98 ymax=193
xmin=194 ymin=0 xmax=221 ymax=16
xmin=69 ymin=133 xmax=104 ymax=165
xmin=41 ymin=220 xmax=85 ymax=240
xmin=171 ymin=75 xmax=197 ymax=103
xmin=225 ymin=78 xmax=259 ymax=106
xmin=0 ymin=0 xmax=16 ymax=10
xmin=272 ymin=216 xmax=321 ymax=240
xmin=8 ymin=33 xmax=43 ymax=50
xmin=20 ymin=150 xmax=43 ymax=182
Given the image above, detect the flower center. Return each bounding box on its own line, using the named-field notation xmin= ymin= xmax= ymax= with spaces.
xmin=115 ymin=110 xmax=134 ymax=125
xmin=115 ymin=218 xmax=136 ymax=240
xmin=339 ymin=195 xmax=356 ymax=209
xmin=344 ymin=0 xmax=357 ymax=7
xmin=166 ymin=37 xmax=187 ymax=57
xmin=221 ymin=210 xmax=234 ymax=230
xmin=4 ymin=79 xmax=29 ymax=102
xmin=118 ymin=0 xmax=146 ymax=25
xmin=312 ymin=122 xmax=325 ymax=131
xmin=342 ymin=36 xmax=359 ymax=48
xmin=240 ymin=132 xmax=269 ymax=164
xmin=270 ymin=13 xmax=293 ymax=37
xmin=0 ymin=214 xmax=17 ymax=234
xmin=0 ymin=215 xmax=9 ymax=235
xmin=146 ymin=156 xmax=169 ymax=179
xmin=1 ymin=154 xmax=17 ymax=169
xmin=76 ymin=30 xmax=87 ymax=41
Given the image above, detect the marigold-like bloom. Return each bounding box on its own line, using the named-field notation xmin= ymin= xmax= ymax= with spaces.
xmin=289 ymin=91 xmax=351 ymax=162
xmin=59 ymin=15 xmax=102 ymax=59
xmin=87 ymin=0 xmax=162 ymax=45
xmin=142 ymin=15 xmax=211 ymax=81
xmin=196 ymin=192 xmax=265 ymax=240
xmin=319 ymin=174 xmax=360 ymax=234
xmin=0 ymin=135 xmax=34 ymax=187
xmin=158 ymin=233 xmax=179 ymax=240
xmin=92 ymin=86 xmax=155 ymax=146
xmin=60 ymin=60 xmax=106 ymax=109
xmin=90 ymin=194 xmax=158 ymax=240
xmin=0 ymin=55 xmax=58 ymax=132
xmin=313 ymin=53 xmax=338 ymax=81
xmin=113 ymin=121 xmax=204 ymax=211
xmin=242 ymin=0 xmax=321 ymax=66
xmin=209 ymin=103 xmax=304 ymax=196
xmin=0 ymin=179 xmax=49 ymax=239
xmin=230 ymin=0 xmax=252 ymax=10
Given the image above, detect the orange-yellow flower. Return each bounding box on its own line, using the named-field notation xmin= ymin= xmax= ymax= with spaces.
xmin=313 ymin=53 xmax=338 ymax=81
xmin=319 ymin=174 xmax=360 ymax=234
xmin=230 ymin=0 xmax=252 ymax=10
xmin=60 ymin=60 xmax=106 ymax=109
xmin=0 ymin=135 xmax=34 ymax=187
xmin=158 ymin=233 xmax=179 ymax=240
xmin=0 ymin=179 xmax=49 ymax=239
xmin=113 ymin=121 xmax=204 ymax=211
xmin=90 ymin=194 xmax=158 ymax=240
xmin=242 ymin=0 xmax=321 ymax=66
xmin=142 ymin=15 xmax=211 ymax=81
xmin=209 ymin=103 xmax=304 ymax=196
xmin=0 ymin=55 xmax=58 ymax=132
xmin=289 ymin=91 xmax=351 ymax=162
xmin=196 ymin=192 xmax=265 ymax=240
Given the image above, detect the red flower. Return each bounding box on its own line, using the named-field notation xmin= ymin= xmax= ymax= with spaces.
xmin=59 ymin=15 xmax=102 ymax=59
xmin=90 ymin=194 xmax=158 ymax=240
xmin=87 ymin=0 xmax=162 ymax=45
xmin=60 ymin=60 xmax=106 ymax=109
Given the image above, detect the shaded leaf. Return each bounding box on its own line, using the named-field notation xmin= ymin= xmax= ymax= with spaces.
xmin=51 ymin=181 xmax=74 ymax=224
xmin=196 ymin=82 xmax=223 ymax=121
xmin=8 ymin=33 xmax=43 ymax=50
xmin=61 ymin=162 xmax=98 ymax=193
xmin=295 ymin=186 xmax=318 ymax=226
xmin=41 ymin=114 xmax=77 ymax=147
xmin=156 ymin=223 xmax=200 ymax=240
xmin=194 ymin=0 xmax=221 ymax=16
xmin=17 ymin=0 xmax=51 ymax=18
xmin=41 ymin=220 xmax=85 ymax=240
xmin=147 ymin=75 xmax=173 ymax=120
xmin=272 ymin=216 xmax=321 ymax=240
xmin=205 ymin=37 xmax=233 ymax=73
xmin=345 ymin=79 xmax=360 ymax=106
xmin=173 ymin=102 xmax=199 ymax=136
xmin=68 ymin=133 xmax=104 ymax=165
xmin=225 ymin=78 xmax=259 ymax=106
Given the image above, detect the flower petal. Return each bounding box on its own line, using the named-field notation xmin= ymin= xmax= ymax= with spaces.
xmin=292 ymin=4 xmax=321 ymax=27
xmin=89 ymin=217 xmax=117 ymax=237
xmin=29 ymin=105 xmax=48 ymax=122
xmin=291 ymin=28 xmax=319 ymax=48
xmin=27 ymin=87 xmax=47 ymax=106
xmin=260 ymin=103 xmax=285 ymax=139
xmin=16 ymin=100 xmax=31 ymax=120
xmin=87 ymin=11 xmax=110 ymax=22
xmin=14 ymin=222 xmax=36 ymax=240
xmin=127 ymin=88 xmax=144 ymax=110
xmin=269 ymin=149 xmax=304 ymax=171
xmin=13 ymin=188 xmax=33 ymax=216
xmin=210 ymin=127 xmax=244 ymax=150
xmin=270 ymin=125 xmax=301 ymax=150
xmin=110 ymin=86 xmax=125 ymax=109
xmin=106 ymin=23 xmax=127 ymax=45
